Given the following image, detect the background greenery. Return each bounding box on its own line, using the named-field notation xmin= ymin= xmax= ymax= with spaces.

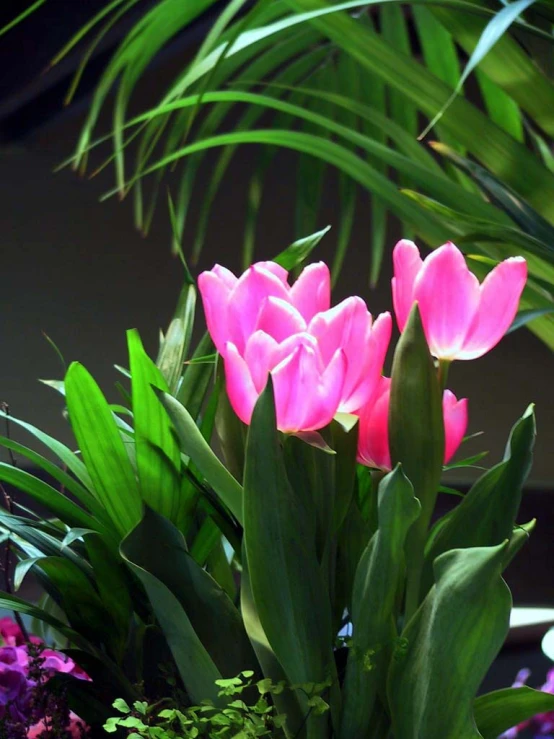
xmin=9 ymin=0 xmax=552 ymax=347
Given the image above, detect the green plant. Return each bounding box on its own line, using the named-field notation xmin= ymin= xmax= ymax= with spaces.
xmin=0 ymin=235 xmax=552 ymax=738
xmin=103 ymin=672 xmax=307 ymax=738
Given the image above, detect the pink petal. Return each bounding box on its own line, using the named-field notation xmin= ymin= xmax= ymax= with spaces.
xmin=244 ymin=331 xmax=279 ymax=393
xmin=272 ymin=345 xmax=345 ymax=432
xmin=212 ymin=264 xmax=238 ymax=290
xmin=289 ymin=262 xmax=331 ymax=322
xmin=340 ymin=311 xmax=392 ymax=413
xmin=197 ymin=271 xmax=232 ymax=355
xmin=255 ymin=297 xmax=307 ymax=342
xmin=227 ymin=265 xmax=290 ymax=353
xmin=356 ymin=377 xmax=391 ymax=470
xmin=443 ymin=391 xmax=468 ymax=464
xmin=308 ymin=296 xmax=368 ymax=366
xmin=309 ymin=299 xmax=391 ymax=413
xmin=223 ymin=342 xmax=259 ymax=425
xmin=255 ymin=261 xmax=289 ymax=284
xmin=392 ymin=240 xmax=423 ymax=332
xmin=413 ymin=242 xmax=480 ymax=359
xmin=458 ymin=257 xmax=527 ymax=360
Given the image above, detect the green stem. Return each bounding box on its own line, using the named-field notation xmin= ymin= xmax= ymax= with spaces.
xmin=437 ymin=359 xmax=451 ymax=393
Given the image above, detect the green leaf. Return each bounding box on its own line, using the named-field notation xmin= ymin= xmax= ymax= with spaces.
xmin=156 ymin=283 xmax=196 ymax=393
xmin=120 ymin=513 xmax=223 ymax=707
xmin=128 ymin=329 xmax=182 ymax=525
xmin=430 ymin=2 xmax=554 ymax=137
xmin=243 ymin=379 xmax=337 ymax=731
xmin=341 ymin=466 xmax=420 ymax=739
xmin=423 ymin=406 xmax=535 ymax=594
xmin=65 ymin=362 xmax=142 ymax=537
xmin=420 ymin=0 xmax=536 ymax=137
xmin=474 ymin=686 xmax=554 ymax=739
xmin=273 ymin=226 xmax=331 ymax=270
xmin=176 ymin=332 xmax=216 ymax=420
xmin=156 ymin=390 xmax=243 ymax=524
xmin=509 ymin=307 xmax=554 ymax=332
xmin=240 ymin=555 xmax=306 ymax=738
xmin=0 ymin=464 xmax=97 ymax=531
xmin=389 ymin=304 xmax=444 ymax=617
xmin=388 ymin=543 xmax=512 ymax=739
xmin=121 ymin=507 xmax=257 ymax=680
xmin=0 ymin=410 xmax=94 ymax=491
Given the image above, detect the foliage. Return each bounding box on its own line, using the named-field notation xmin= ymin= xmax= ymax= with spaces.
xmin=0 ymin=235 xmax=549 ymax=738
xmin=103 ymin=672 xmax=325 ymax=738
xmin=9 ymin=0 xmax=553 ymax=346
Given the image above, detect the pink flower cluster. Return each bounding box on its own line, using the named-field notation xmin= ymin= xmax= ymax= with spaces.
xmin=0 ymin=617 xmax=87 ymax=737
xmin=199 ymin=241 xmax=527 ymax=469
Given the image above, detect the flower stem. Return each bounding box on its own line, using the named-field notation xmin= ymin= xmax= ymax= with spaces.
xmin=437 ymin=359 xmax=451 ymax=392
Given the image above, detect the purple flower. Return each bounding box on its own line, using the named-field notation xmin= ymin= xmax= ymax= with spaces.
xmin=500 ymin=668 xmax=554 ymax=738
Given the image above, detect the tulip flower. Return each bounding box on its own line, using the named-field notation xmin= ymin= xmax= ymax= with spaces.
xmin=392 ymin=240 xmax=527 ymax=361
xmin=356 ymin=377 xmax=468 ymax=470
xmin=198 ymin=261 xmax=331 ymax=355
xmin=199 ymin=261 xmax=391 ymax=431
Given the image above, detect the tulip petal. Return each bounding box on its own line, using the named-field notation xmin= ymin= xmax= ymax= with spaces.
xmin=458 ymin=257 xmax=527 ymax=360
xmin=340 ymin=310 xmax=392 ymax=413
xmin=272 ymin=345 xmax=345 ymax=432
xmin=392 ymin=240 xmax=423 ymax=332
xmin=255 ymin=297 xmax=307 ymax=342
xmin=244 ymin=331 xmax=279 ymax=393
xmin=223 ymin=342 xmax=259 ymax=425
xmin=443 ymin=391 xmax=468 ymax=464
xmin=413 ymin=242 xmax=480 ymax=359
xmin=197 ymin=271 xmax=232 ymax=355
xmin=356 ymin=377 xmax=391 ymax=470
xmin=256 ymin=261 xmax=289 ymax=284
xmin=289 ymin=262 xmax=331 ymax=321
xmin=227 ymin=265 xmax=290 ymax=353
xmin=212 ymin=264 xmax=238 ymax=290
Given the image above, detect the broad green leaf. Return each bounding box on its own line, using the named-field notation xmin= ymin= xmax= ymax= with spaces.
xmin=65 ymin=362 xmax=142 ymax=537
xmin=341 ymin=467 xmax=420 ymax=739
xmin=243 ymin=379 xmax=337 ymax=732
xmin=121 ymin=507 xmax=257 ymax=680
xmin=389 ymin=305 xmax=444 ymax=617
xmin=240 ymin=557 xmax=306 ymax=737
xmin=388 ymin=543 xmax=512 ymax=739
xmin=422 ymin=406 xmax=535 ymax=594
xmin=128 ymin=329 xmax=182 ymax=525
xmin=120 ymin=515 xmax=223 ymax=706
xmin=474 ymin=686 xmax=554 ymax=739
xmin=156 ymin=391 xmax=243 ymax=524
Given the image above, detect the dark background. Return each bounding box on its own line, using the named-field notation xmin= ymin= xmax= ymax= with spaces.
xmin=0 ymin=0 xmax=553 ymax=699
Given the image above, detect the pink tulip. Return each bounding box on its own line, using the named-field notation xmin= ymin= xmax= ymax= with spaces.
xmin=356 ymin=377 xmax=468 ymax=470
xmin=309 ymin=298 xmax=392 ymax=413
xmin=392 ymin=240 xmax=527 ymax=360
xmin=199 ymin=261 xmax=391 ymax=432
xmin=198 ymin=261 xmax=331 ymax=355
